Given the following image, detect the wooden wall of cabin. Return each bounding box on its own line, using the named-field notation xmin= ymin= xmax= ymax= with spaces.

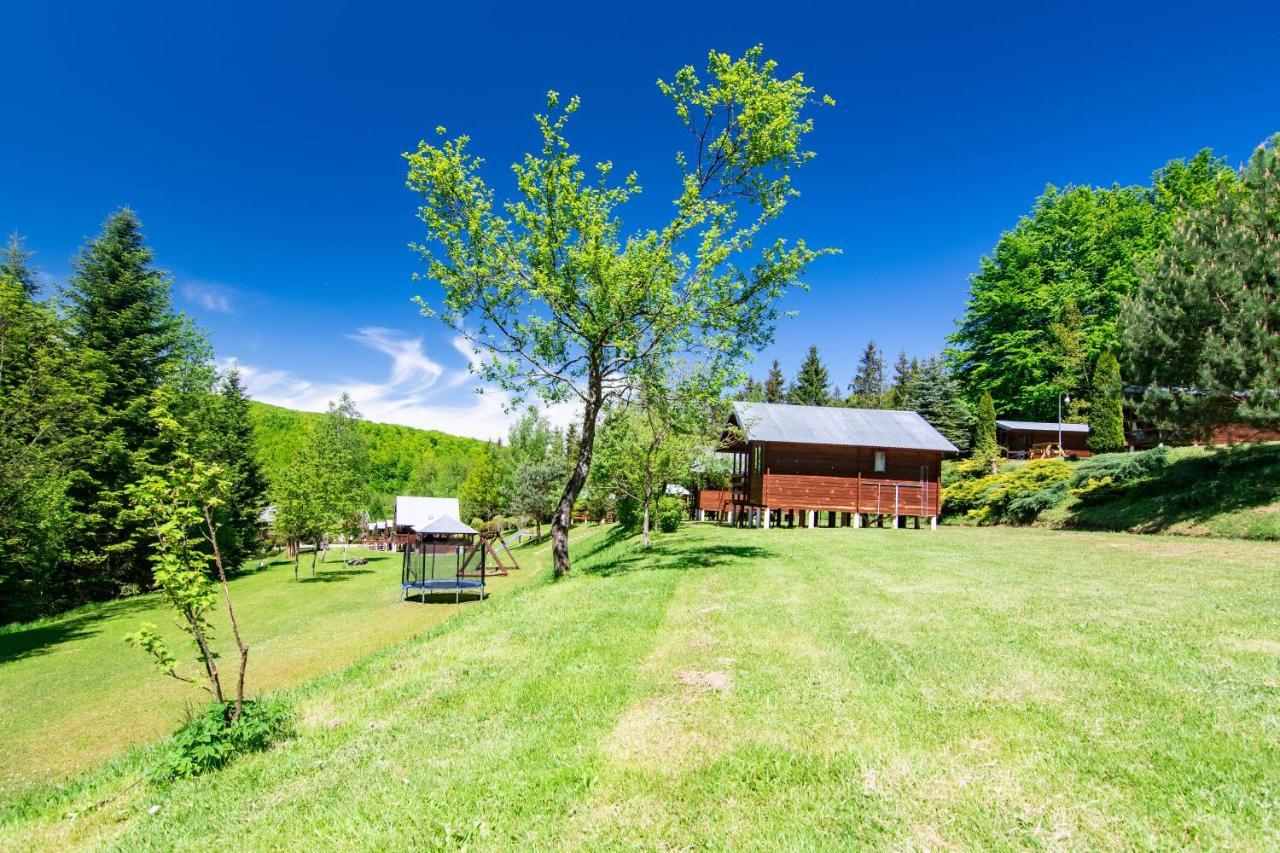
xmin=749 ymin=442 xmax=943 ymax=515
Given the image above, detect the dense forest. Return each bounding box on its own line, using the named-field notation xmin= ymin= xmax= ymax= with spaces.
xmin=248 ymin=401 xmax=487 ymax=512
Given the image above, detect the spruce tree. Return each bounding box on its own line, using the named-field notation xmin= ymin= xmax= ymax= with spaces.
xmin=849 ymin=339 xmax=886 ymax=408
xmin=788 ymin=345 xmax=832 ymax=406
xmin=1 ymin=233 xmax=40 ymax=297
xmin=763 ymin=359 xmax=787 ymax=403
xmin=904 ymin=356 xmax=973 ymax=453
xmin=206 ymin=369 xmax=270 ymax=571
xmin=1088 ymin=351 xmax=1126 ymax=453
xmin=63 ymin=208 xmax=180 ymax=596
xmin=974 ymin=391 xmax=998 ymax=460
xmin=1124 ymin=135 xmax=1280 ymax=433
xmin=886 ymin=351 xmax=914 ymax=408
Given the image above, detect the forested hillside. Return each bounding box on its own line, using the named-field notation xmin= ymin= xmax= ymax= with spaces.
xmin=248 ymin=401 xmax=488 ymax=509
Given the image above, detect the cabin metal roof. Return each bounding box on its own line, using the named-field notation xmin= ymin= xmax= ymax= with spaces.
xmin=996 ymin=419 xmax=1090 ymax=434
xmin=731 ymin=402 xmax=959 ymax=452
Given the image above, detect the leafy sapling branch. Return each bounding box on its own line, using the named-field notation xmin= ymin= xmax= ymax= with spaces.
xmin=406 ymin=46 xmax=834 ymax=577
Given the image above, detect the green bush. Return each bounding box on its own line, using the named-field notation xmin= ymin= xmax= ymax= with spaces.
xmin=942 ymin=460 xmax=1072 ymax=523
xmin=615 ymin=496 xmax=641 ymax=530
xmin=1069 ymin=446 xmax=1169 ymax=490
xmin=656 ymin=496 xmax=684 ymax=533
xmin=152 ymin=698 xmax=292 ymax=781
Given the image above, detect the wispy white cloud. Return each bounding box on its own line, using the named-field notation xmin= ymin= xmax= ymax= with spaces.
xmin=222 ymin=327 xmax=579 ymax=441
xmin=180 ymin=280 xmax=235 ymax=313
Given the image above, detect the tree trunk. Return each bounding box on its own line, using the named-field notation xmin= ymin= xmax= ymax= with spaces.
xmin=551 ymin=380 xmax=603 ymax=579
xmin=642 ymin=479 xmax=653 ymax=548
xmin=311 ymin=540 xmax=320 ymax=575
xmin=205 ymin=507 xmax=249 ymax=723
xmin=535 ymin=518 xmax=541 ymax=541
xmin=293 ymin=547 xmax=299 ymax=581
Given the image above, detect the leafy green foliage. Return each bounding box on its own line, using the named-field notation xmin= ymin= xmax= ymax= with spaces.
xmin=459 ymin=444 xmax=502 ymax=523
xmin=656 ymin=495 xmax=684 ymax=533
xmin=1123 ymin=135 xmax=1280 ymax=434
xmin=787 ymin=344 xmax=832 ymax=406
xmin=152 ymin=698 xmax=291 ymax=781
xmin=1068 ymin=446 xmax=1169 ymax=493
xmin=406 ymin=46 xmax=832 ymax=576
xmin=615 ymin=495 xmax=641 ymax=530
xmin=1087 ymin=351 xmax=1127 ymax=453
xmin=949 ymin=151 xmax=1231 ymax=417
xmin=249 ymin=401 xmax=486 ymax=504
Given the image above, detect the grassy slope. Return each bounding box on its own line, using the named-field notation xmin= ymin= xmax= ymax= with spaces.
xmin=0 ymin=537 xmax=563 ymax=799
xmin=249 ymin=401 xmax=487 ymax=501
xmin=1047 ymin=443 xmax=1280 ymax=540
xmin=5 ymin=525 xmax=1279 ymax=849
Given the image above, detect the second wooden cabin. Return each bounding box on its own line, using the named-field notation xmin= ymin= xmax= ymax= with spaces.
xmin=702 ymin=402 xmax=958 ymax=529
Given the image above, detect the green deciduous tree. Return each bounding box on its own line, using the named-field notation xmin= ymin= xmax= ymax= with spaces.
xmin=125 ymin=395 xmax=251 ymax=722
xmin=459 ymin=444 xmax=502 ymax=524
xmin=949 ymin=151 xmax=1231 ymax=418
xmin=406 ymin=46 xmax=832 ymax=577
xmin=1123 ymin=135 xmax=1280 ymax=434
xmin=1088 ymin=351 xmax=1126 ymax=453
xmin=511 ymin=458 xmax=563 ymax=539
xmin=788 ymin=344 xmax=832 ymax=406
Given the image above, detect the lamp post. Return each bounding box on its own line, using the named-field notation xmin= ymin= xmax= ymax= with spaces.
xmin=1058 ymin=393 xmax=1070 ymax=456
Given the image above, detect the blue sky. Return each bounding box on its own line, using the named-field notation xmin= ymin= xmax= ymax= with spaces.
xmin=4 ymin=1 xmax=1278 ymax=438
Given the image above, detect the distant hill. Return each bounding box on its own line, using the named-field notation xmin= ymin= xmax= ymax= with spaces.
xmin=248 ymin=401 xmax=489 ymax=506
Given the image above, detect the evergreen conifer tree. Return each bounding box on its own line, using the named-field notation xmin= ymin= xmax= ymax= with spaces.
xmin=763 ymin=359 xmax=787 ymax=403
xmin=1 ymin=233 xmax=40 ymax=297
xmin=849 ymin=339 xmax=886 ymax=408
xmin=974 ymin=391 xmax=998 ymax=460
xmin=63 ymin=208 xmax=180 ymax=595
xmin=886 ymin=351 xmax=915 ymax=408
xmin=1123 ymin=135 xmax=1280 ymax=432
xmin=904 ymin=356 xmax=973 ymax=453
xmin=788 ymin=345 xmax=832 ymax=406
xmin=1087 ymin=351 xmax=1126 ymax=453
xmin=206 ymin=369 xmax=270 ymax=570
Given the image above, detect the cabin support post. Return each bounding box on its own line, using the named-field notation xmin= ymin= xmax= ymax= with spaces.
xmin=762 ymin=507 xmax=771 ymax=530
xmin=698 ymin=509 xmax=706 ymax=522
xmin=853 ymin=512 xmax=862 ymax=529
xmin=930 ymin=515 xmax=937 ymax=531
xmin=806 ymin=510 xmax=815 ymax=528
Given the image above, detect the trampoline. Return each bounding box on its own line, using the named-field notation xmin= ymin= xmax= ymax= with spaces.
xmin=400 ymin=515 xmax=487 ymax=604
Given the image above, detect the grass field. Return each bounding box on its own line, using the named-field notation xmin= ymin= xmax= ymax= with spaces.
xmin=0 ymin=535 xmax=566 ymax=798
xmin=4 ymin=523 xmax=1278 ymax=849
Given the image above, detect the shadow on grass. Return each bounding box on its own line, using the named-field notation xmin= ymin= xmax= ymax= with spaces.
xmin=1064 ymin=443 xmax=1280 ymax=536
xmin=575 ymin=525 xmax=774 ymax=577
xmin=297 ymin=569 xmax=375 ymax=584
xmin=0 ymin=595 xmax=158 ymax=665
xmin=402 ymin=591 xmax=486 ymax=605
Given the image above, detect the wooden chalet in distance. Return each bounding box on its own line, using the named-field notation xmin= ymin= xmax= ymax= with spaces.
xmin=696 ymin=402 xmax=959 ymax=530
xmin=996 ymin=419 xmax=1092 ymax=459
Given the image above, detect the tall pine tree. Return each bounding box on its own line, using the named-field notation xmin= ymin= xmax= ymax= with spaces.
xmin=1 ymin=233 xmax=40 ymax=298
xmin=205 ymin=369 xmax=270 ymax=571
xmin=1123 ymin=135 xmax=1280 ymax=433
xmin=849 ymin=339 xmax=886 ymax=408
xmin=63 ymin=208 xmax=180 ymax=596
xmin=788 ymin=345 xmax=832 ymax=406
xmin=902 ymin=356 xmax=972 ymax=453
xmin=763 ymin=359 xmax=787 ymax=403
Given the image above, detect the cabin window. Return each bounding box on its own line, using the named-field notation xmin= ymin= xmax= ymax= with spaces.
xmin=874 ymin=451 xmax=886 ymax=473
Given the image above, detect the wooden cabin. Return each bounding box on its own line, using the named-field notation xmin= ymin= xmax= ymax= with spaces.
xmin=996 ymin=420 xmax=1092 ymax=459
xmin=719 ymin=402 xmax=957 ymax=529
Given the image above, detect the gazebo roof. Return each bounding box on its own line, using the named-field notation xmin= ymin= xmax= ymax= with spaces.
xmin=411 ymin=515 xmax=478 ymax=536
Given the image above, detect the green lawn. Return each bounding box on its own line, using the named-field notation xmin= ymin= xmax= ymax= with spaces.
xmin=4 ymin=524 xmax=1280 ymax=849
xmin=0 ymin=535 xmax=570 ymax=799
